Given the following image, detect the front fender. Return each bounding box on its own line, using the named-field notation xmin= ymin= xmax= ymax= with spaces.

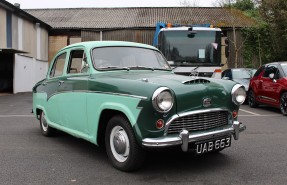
xmin=86 ymin=93 xmax=143 ymax=143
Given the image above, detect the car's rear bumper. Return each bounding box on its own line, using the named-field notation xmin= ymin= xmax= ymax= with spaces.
xmin=142 ymin=121 xmax=246 ymax=152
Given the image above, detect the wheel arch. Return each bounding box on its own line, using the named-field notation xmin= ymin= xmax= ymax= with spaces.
xmin=280 ymin=89 xmax=287 ymax=97
xmin=97 ymin=109 xmax=132 ymax=148
xmin=35 ymin=106 xmax=45 ymax=120
xmin=92 ymin=100 xmax=142 ymax=147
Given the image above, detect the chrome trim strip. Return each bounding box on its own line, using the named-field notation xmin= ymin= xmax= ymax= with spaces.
xmin=259 ymin=96 xmax=277 ymax=102
xmin=164 ymin=108 xmax=231 ymax=135
xmin=231 ymin=84 xmax=243 ymax=94
xmin=231 ymin=84 xmax=246 ymax=105
xmin=47 ymin=90 xmax=147 ymax=101
xmin=142 ymin=122 xmax=246 ymax=150
xmin=152 ymin=87 xmax=174 ymax=113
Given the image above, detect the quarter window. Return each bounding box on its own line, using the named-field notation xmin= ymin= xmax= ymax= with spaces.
xmin=50 ymin=53 xmax=66 ymax=78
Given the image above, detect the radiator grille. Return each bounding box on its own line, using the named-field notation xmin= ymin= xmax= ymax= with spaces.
xmin=167 ymin=111 xmax=229 ymax=134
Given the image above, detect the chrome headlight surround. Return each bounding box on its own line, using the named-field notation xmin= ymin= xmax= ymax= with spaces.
xmin=152 ymin=87 xmax=174 ymax=113
xmin=231 ymin=84 xmax=246 ymax=105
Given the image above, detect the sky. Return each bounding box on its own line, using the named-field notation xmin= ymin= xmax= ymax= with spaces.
xmin=5 ymin=0 xmax=215 ymax=9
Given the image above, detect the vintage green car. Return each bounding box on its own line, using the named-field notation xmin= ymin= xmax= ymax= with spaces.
xmin=32 ymin=41 xmax=246 ymax=171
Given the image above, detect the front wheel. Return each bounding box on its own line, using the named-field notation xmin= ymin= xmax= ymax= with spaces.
xmin=280 ymin=92 xmax=287 ymax=116
xmin=105 ymin=115 xmax=146 ymax=172
xmin=248 ymin=90 xmax=258 ymax=108
xmin=39 ymin=111 xmax=56 ymax=137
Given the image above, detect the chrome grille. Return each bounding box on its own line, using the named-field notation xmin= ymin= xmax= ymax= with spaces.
xmin=167 ymin=111 xmax=229 ymax=134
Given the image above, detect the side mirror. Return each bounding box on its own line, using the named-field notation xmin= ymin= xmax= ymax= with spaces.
xmin=269 ymin=73 xmax=274 ymax=79
xmin=222 ymin=77 xmax=230 ymax=80
xmin=269 ymin=73 xmax=277 ymax=83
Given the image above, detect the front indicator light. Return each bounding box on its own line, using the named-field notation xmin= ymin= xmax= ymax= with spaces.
xmin=232 ymin=110 xmax=238 ymax=118
xmin=156 ymin=119 xmax=164 ymax=129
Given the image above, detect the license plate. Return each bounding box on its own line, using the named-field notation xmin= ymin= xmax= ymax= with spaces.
xmin=195 ymin=136 xmax=231 ymax=154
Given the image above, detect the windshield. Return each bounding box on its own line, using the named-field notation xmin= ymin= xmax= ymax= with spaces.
xmin=158 ymin=30 xmax=222 ymax=66
xmin=281 ymin=63 xmax=287 ymax=76
xmin=92 ymin=47 xmax=171 ymax=70
xmin=232 ymin=69 xmax=254 ymax=79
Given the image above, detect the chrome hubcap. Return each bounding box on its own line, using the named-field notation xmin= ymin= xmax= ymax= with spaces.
xmin=110 ymin=126 xmax=130 ymax=162
xmin=41 ymin=112 xmax=48 ymax=132
xmin=113 ymin=132 xmax=126 ymax=155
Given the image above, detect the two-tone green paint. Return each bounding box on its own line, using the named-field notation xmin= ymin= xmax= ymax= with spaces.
xmin=33 ymin=90 xmax=143 ymax=144
xmin=33 ymin=41 xmax=240 ymax=146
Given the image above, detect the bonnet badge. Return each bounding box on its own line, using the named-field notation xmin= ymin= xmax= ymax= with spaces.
xmin=203 ymin=98 xmax=212 ymax=107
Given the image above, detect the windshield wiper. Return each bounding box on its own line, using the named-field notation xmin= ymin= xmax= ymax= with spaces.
xmin=127 ymin=66 xmax=154 ymax=71
xmin=98 ymin=66 xmax=129 ymax=70
xmin=153 ymin=68 xmax=172 ymax=71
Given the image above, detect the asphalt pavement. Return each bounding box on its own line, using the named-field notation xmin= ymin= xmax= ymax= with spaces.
xmin=0 ymin=93 xmax=287 ymax=185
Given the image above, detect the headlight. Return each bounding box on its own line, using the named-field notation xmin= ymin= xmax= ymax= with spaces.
xmin=152 ymin=87 xmax=174 ymax=113
xmin=231 ymin=84 xmax=246 ymax=105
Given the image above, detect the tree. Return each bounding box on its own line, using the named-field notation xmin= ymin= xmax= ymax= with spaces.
xmin=260 ymin=0 xmax=287 ymax=61
xmin=224 ymin=1 xmax=256 ymax=68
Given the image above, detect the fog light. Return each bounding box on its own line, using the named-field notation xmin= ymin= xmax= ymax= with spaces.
xmin=156 ymin=119 xmax=164 ymax=129
xmin=232 ymin=110 xmax=238 ymax=118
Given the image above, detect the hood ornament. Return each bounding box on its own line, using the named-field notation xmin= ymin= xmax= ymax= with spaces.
xmin=189 ymin=66 xmax=199 ymax=78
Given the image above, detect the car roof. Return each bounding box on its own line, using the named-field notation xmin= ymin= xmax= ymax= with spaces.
xmin=58 ymin=41 xmax=158 ymax=52
xmin=264 ymin=61 xmax=287 ymax=66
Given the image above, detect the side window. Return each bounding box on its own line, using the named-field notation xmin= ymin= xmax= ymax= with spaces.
xmin=222 ymin=70 xmax=231 ymax=79
xmin=263 ymin=65 xmax=278 ymax=78
xmin=50 ymin=53 xmax=66 ymax=78
xmin=227 ymin=70 xmax=232 ymax=79
xmin=221 ymin=70 xmax=226 ymax=78
xmin=67 ymin=50 xmax=88 ymax=74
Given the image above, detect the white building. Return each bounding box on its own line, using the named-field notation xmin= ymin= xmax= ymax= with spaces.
xmin=0 ymin=0 xmax=50 ymax=93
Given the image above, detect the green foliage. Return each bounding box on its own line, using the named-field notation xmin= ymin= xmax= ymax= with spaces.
xmin=222 ymin=0 xmax=287 ymax=67
xmin=241 ymin=24 xmax=272 ymax=67
xmin=232 ymin=0 xmax=255 ymax=11
xmin=260 ymin=0 xmax=287 ymax=61
xmin=232 ymin=0 xmax=287 ymax=67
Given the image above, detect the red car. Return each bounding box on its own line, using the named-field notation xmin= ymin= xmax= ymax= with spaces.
xmin=248 ymin=62 xmax=287 ymax=115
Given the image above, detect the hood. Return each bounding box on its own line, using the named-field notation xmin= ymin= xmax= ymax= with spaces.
xmin=233 ymin=78 xmax=250 ymax=91
xmin=90 ymin=70 xmax=237 ymax=113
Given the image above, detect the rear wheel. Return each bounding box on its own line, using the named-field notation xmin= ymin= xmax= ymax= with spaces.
xmin=105 ymin=115 xmax=146 ymax=172
xmin=280 ymin=92 xmax=287 ymax=116
xmin=40 ymin=111 xmax=56 ymax=137
xmin=248 ymin=90 xmax=258 ymax=108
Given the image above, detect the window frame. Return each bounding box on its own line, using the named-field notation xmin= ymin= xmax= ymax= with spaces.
xmin=49 ymin=52 xmax=67 ymax=79
xmin=66 ymin=49 xmax=89 ymax=75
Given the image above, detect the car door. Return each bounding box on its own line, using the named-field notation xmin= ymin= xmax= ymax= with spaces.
xmin=44 ymin=52 xmax=67 ymax=125
xmin=57 ymin=48 xmax=89 ymax=135
xmin=261 ymin=65 xmax=279 ymax=105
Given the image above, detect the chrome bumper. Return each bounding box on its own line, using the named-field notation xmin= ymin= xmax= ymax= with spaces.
xmin=142 ymin=121 xmax=246 ymax=152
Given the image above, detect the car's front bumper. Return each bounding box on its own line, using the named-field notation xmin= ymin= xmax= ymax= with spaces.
xmin=142 ymin=121 xmax=246 ymax=152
